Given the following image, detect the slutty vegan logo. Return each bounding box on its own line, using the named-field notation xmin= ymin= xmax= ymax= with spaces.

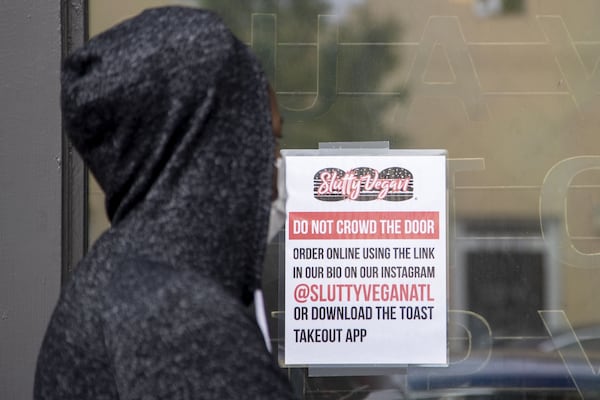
xmin=314 ymin=167 xmax=413 ymax=201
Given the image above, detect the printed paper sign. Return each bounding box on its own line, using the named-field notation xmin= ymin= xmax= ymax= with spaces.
xmin=283 ymin=151 xmax=447 ymax=366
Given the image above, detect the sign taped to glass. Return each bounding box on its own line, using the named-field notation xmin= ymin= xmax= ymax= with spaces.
xmin=282 ymin=149 xmax=448 ymax=366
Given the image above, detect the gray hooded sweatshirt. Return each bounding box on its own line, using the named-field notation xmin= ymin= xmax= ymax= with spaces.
xmin=35 ymin=7 xmax=296 ymax=399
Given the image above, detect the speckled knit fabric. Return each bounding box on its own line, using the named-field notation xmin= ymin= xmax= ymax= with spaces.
xmin=35 ymin=7 xmax=295 ymax=399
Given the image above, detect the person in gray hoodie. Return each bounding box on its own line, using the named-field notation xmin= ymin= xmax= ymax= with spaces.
xmin=35 ymin=6 xmax=295 ymax=399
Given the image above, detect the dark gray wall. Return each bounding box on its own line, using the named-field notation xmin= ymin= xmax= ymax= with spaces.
xmin=0 ymin=1 xmax=63 ymax=398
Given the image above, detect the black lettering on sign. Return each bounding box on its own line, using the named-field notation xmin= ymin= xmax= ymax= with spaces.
xmin=345 ymin=328 xmax=367 ymax=342
xmin=397 ymin=306 xmax=434 ymax=320
xmin=294 ymin=328 xmax=343 ymax=343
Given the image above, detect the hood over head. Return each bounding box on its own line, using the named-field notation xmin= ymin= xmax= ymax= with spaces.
xmin=61 ymin=7 xmax=274 ymax=305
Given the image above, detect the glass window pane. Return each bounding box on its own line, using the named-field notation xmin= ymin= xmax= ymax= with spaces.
xmin=87 ymin=1 xmax=600 ymax=398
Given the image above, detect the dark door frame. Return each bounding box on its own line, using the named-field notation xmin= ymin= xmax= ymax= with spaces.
xmin=61 ymin=0 xmax=88 ymax=284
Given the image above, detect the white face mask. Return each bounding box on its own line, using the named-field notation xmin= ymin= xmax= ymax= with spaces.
xmin=267 ymin=158 xmax=286 ymax=243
